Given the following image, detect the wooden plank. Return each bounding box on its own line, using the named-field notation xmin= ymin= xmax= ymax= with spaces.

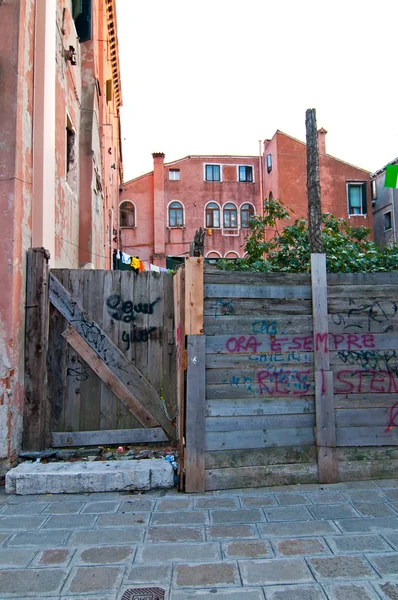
xmin=52 ymin=427 xmax=168 ymax=447
xmin=185 ymin=257 xmax=204 ymax=334
xmin=205 ymin=464 xmax=318 ymax=491
xmin=117 ymin=271 xmax=141 ymax=430
xmin=335 ymin=394 xmax=398 ymax=409
xmin=204 ymin=298 xmax=312 ymax=317
xmin=337 ymin=459 xmax=398 ymax=482
xmin=49 ymin=273 xmax=176 ymax=440
xmin=100 ymin=269 xmax=121 ymax=430
xmin=206 ymin=414 xmax=315 ymax=432
xmin=132 ymin=271 xmax=149 ymax=391
xmin=173 ymin=266 xmax=185 ymax=490
xmin=327 ymin=273 xmax=398 ymax=286
xmin=206 ymin=351 xmax=313 ymax=369
xmin=206 ymin=397 xmax=315 ymax=417
xmin=205 ymin=446 xmax=317 ymax=469
xmin=48 ymin=269 xmax=68 ymax=434
xmin=328 ymin=294 xmax=398 ymax=314
xmin=63 ymin=270 xmax=83 ymax=433
xmin=162 ymin=273 xmax=177 ymax=431
xmin=206 ymin=427 xmax=315 ymax=451
xmin=206 ymin=383 xmax=315 ymax=399
xmin=311 ymin=253 xmax=337 ymax=484
xmin=204 ymin=269 xmax=311 ymax=286
xmin=206 ymin=333 xmax=398 ymax=354
xmin=80 ymin=270 xmax=103 ymax=431
xmin=328 ymin=316 xmax=398 ymax=335
xmin=147 ymin=272 xmax=164 ymax=392
xmin=62 ymin=325 xmax=158 ymax=428
xmin=333 ymin=369 xmax=398 ymax=395
xmin=206 ymin=366 xmax=315 ymax=386
xmin=23 ymin=248 xmax=51 ymax=450
xmin=205 ymin=315 xmax=313 ymax=336
xmin=336 ymin=446 xmax=398 ymax=461
xmin=185 ymin=335 xmax=206 ymax=493
xmin=204 ymin=283 xmax=311 ymax=300
xmin=335 ymin=408 xmax=390 ymax=427
xmin=336 ymin=427 xmax=398 ymax=446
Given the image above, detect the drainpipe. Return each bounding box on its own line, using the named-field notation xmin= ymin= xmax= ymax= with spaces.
xmin=258 ymin=140 xmax=264 ymax=218
xmin=392 ymin=188 xmax=397 ymax=243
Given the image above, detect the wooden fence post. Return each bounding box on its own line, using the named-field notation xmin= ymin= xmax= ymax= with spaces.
xmin=174 ymin=257 xmax=205 ymax=492
xmin=23 ymin=247 xmax=51 ymax=451
xmin=311 ymin=253 xmax=337 ymax=483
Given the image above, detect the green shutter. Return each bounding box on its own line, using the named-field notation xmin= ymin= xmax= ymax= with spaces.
xmin=362 ymin=183 xmax=368 ymax=215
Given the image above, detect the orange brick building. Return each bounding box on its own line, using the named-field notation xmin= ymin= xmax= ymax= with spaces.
xmin=119 ymin=129 xmax=372 ymax=267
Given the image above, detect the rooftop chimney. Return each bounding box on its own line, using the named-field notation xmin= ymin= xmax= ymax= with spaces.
xmin=152 ymin=152 xmax=166 ymax=266
xmin=317 ymin=128 xmax=327 ymax=155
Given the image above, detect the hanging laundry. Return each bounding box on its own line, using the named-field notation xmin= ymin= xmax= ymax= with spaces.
xmin=139 ymin=260 xmax=145 ymax=273
xmin=150 ymin=265 xmax=160 ymax=273
xmin=130 ymin=256 xmax=141 ymax=270
xmin=160 ymin=267 xmax=168 ymax=273
xmin=121 ymin=252 xmax=131 ymax=264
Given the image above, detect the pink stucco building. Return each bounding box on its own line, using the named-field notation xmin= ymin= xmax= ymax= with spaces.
xmin=0 ymin=0 xmax=123 ymax=475
xmin=119 ymin=153 xmax=263 ymax=268
xmin=119 ymin=130 xmax=372 ymax=268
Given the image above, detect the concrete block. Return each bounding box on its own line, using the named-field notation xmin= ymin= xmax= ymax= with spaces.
xmin=342 ymin=490 xmax=385 ymax=503
xmin=0 ymin=568 xmax=66 ymax=596
xmin=69 ymin=527 xmax=144 ymax=545
xmin=353 ymin=502 xmax=396 ymax=517
xmin=81 ymin=501 xmax=120 ymax=514
xmin=307 ymin=492 xmax=345 ymax=504
xmin=96 ymin=512 xmax=149 ymax=528
xmin=136 ymin=542 xmax=222 ymax=563
xmin=126 ymin=563 xmax=172 ymax=583
xmin=274 ymin=538 xmax=330 ymax=557
xmin=33 ymin=549 xmax=72 ymax=567
xmin=335 ymin=517 xmax=398 ymax=533
xmin=63 ymin=565 xmax=123 ymax=594
xmin=119 ymin=499 xmax=154 ymax=512
xmin=259 ymin=521 xmax=339 ymax=538
xmin=195 ymin=497 xmax=239 ymax=509
xmin=264 ymin=584 xmax=326 ymax=599
xmin=146 ymin=526 xmax=205 ymax=543
xmin=206 ymin=525 xmax=258 ymax=540
xmin=240 ymin=557 xmax=313 ymax=585
xmin=222 ymin=540 xmax=272 ymax=559
xmin=151 ymin=511 xmax=207 ymax=525
xmin=156 ymin=498 xmax=193 ymax=511
xmin=308 ymin=556 xmax=378 ymax=581
xmin=7 ymin=530 xmax=70 ymax=547
xmin=5 ymin=459 xmax=174 ymax=495
xmin=42 ymin=514 xmax=97 ymax=530
xmin=174 ymin=562 xmax=240 ymax=587
xmin=171 ymin=590 xmax=263 ymax=599
xmin=265 ymin=506 xmax=313 ymax=521
xmin=210 ymin=508 xmax=264 ymax=524
xmin=0 ymin=548 xmax=36 ymax=568
xmin=308 ymin=504 xmax=359 ymax=520
xmin=0 ymin=515 xmax=47 ymax=530
xmin=368 ymin=553 xmax=398 ymax=577
xmin=325 ymin=534 xmax=392 ymax=554
xmin=323 ymin=582 xmax=380 ymax=600
xmin=75 ymin=545 xmax=134 ymax=564
xmin=275 ymin=493 xmax=310 ymax=505
xmin=240 ymin=495 xmax=277 ymax=507
xmin=373 ymin=580 xmax=398 ymax=599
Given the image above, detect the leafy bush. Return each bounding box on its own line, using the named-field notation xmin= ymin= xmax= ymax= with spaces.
xmin=217 ymin=199 xmax=398 ymax=273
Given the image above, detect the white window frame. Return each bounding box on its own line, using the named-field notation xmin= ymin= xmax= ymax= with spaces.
xmin=267 ymin=153 xmax=272 ymax=173
xmin=240 ymin=202 xmax=256 ymax=228
xmin=119 ymin=200 xmax=136 ymax=228
xmin=222 ymin=202 xmax=239 ymax=236
xmin=204 ymin=163 xmax=222 ymax=182
xmin=346 ymin=182 xmax=368 ymax=218
xmin=167 ymin=200 xmax=185 ymax=228
xmin=205 ymin=250 xmax=222 ymax=259
xmin=204 ymin=201 xmax=222 ymax=229
xmin=169 ymin=169 xmax=180 ymax=181
xmin=237 ymin=165 xmax=255 ymax=183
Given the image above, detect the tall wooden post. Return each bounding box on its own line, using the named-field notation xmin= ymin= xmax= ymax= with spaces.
xmin=23 ymin=247 xmax=51 ymax=450
xmin=174 ymin=257 xmax=205 ymax=492
xmin=306 ymin=108 xmax=323 ymax=254
xmin=311 ymin=253 xmax=337 ymax=483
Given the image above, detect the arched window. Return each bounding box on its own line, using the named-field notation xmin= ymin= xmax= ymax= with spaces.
xmin=224 ymin=251 xmax=239 ymax=260
xmin=168 ymin=201 xmax=184 ymax=227
xmin=205 ymin=251 xmax=221 ymax=265
xmin=120 ymin=201 xmax=135 ymax=227
xmin=205 ymin=202 xmax=220 ymax=228
xmin=241 ymin=203 xmax=255 ymax=228
xmin=223 ymin=203 xmax=238 ymax=228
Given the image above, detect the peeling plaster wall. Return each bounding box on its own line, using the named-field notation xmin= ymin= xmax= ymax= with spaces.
xmin=0 ymin=0 xmax=34 ymax=475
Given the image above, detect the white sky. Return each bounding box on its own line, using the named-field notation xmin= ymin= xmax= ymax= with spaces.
xmin=116 ymin=0 xmax=397 ymax=183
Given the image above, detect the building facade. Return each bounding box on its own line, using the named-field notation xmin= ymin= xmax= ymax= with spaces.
xmin=119 ymin=154 xmax=262 ymax=267
xmin=371 ymin=159 xmax=398 ymax=246
xmin=0 ymin=0 xmax=122 ymax=475
xmin=262 ymin=130 xmax=373 ymax=239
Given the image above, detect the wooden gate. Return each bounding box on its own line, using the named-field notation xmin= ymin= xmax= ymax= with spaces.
xmin=23 ymin=249 xmax=177 ymax=450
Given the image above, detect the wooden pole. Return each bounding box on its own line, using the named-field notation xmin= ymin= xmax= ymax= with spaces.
xmin=23 ymin=247 xmax=51 ymax=450
xmin=311 ymin=253 xmax=337 ymax=483
xmin=306 ymin=108 xmax=323 ymax=254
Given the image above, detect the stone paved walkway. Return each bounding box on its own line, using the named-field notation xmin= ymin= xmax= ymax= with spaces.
xmin=2 ymin=480 xmax=398 ymax=599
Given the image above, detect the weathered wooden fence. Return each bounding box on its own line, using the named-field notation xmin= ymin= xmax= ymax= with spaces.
xmin=23 ymin=249 xmax=177 ymax=450
xmin=180 ymin=261 xmax=398 ymax=492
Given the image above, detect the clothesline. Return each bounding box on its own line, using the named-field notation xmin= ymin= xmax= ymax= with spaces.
xmin=113 ymin=250 xmax=172 ymax=274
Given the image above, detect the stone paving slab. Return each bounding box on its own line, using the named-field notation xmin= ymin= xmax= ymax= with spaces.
xmin=3 ymin=480 xmax=398 ymax=598
xmin=264 ymin=584 xmax=327 ymax=599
